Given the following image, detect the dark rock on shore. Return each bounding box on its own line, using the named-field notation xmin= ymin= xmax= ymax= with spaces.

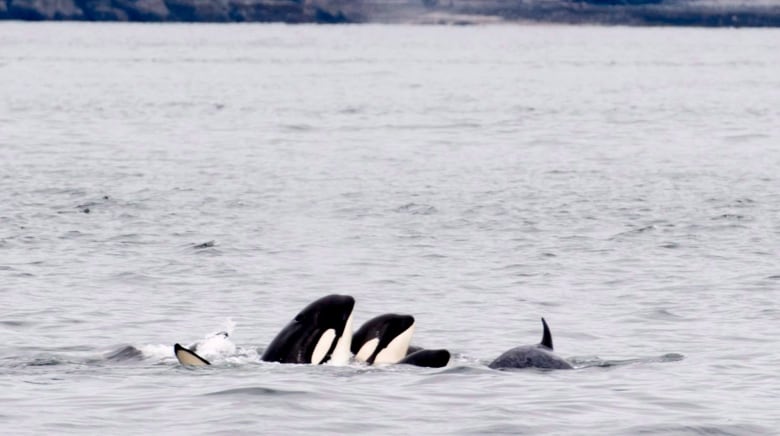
xmin=1 ymin=0 xmax=321 ymax=21
xmin=111 ymin=0 xmax=171 ymax=21
xmin=449 ymin=0 xmax=780 ymax=27
xmin=1 ymin=0 xmax=780 ymax=26
xmin=6 ymin=0 xmax=84 ymax=20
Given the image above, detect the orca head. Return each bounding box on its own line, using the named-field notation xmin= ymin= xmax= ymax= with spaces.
xmin=261 ymin=294 xmax=355 ymax=365
xmin=352 ymin=313 xmax=416 ymax=364
xmin=318 ymin=295 xmax=355 ymax=365
xmin=294 ymin=294 xmax=355 ymax=333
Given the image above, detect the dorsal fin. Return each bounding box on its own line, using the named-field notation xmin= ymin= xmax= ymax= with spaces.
xmin=540 ymin=318 xmax=553 ymax=350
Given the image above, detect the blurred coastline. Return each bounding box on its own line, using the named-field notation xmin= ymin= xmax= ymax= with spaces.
xmin=1 ymin=0 xmax=780 ymax=27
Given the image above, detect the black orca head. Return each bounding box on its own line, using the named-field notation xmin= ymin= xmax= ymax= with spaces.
xmin=352 ymin=313 xmax=416 ymax=364
xmin=294 ymin=294 xmax=355 ymax=335
xmin=261 ymin=294 xmax=356 ymax=365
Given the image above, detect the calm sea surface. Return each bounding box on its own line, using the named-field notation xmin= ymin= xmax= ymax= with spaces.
xmin=1 ymin=22 xmax=779 ymax=435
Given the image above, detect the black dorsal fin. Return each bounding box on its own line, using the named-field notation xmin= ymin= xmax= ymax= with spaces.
xmin=540 ymin=318 xmax=553 ymax=350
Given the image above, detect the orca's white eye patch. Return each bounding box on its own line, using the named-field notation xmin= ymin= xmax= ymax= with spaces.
xmin=355 ymin=338 xmax=380 ymax=362
xmin=329 ymin=312 xmax=354 ymax=366
xmin=311 ymin=329 xmax=336 ymax=364
xmin=373 ymin=323 xmax=415 ymax=364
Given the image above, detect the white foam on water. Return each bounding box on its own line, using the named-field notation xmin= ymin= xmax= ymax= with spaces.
xmin=140 ymin=343 xmax=176 ymax=361
xmin=191 ymin=319 xmax=238 ymax=360
xmin=138 ymin=319 xmax=241 ymax=364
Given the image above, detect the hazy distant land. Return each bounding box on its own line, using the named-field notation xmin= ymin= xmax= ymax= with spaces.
xmin=1 ymin=0 xmax=779 ymax=26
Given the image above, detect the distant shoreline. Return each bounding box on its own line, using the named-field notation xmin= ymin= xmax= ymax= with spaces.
xmin=2 ymin=1 xmax=780 ymax=27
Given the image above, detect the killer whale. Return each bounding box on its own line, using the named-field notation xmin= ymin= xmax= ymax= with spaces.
xmin=352 ymin=314 xmax=451 ymax=368
xmin=174 ymin=343 xmax=211 ymax=366
xmin=399 ymin=348 xmax=450 ymax=368
xmin=261 ymin=294 xmax=355 ymax=365
xmin=352 ymin=313 xmax=416 ymax=364
xmin=488 ymin=318 xmax=573 ymax=370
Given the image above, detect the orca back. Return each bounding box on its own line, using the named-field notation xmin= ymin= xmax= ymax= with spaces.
xmin=488 ymin=345 xmax=572 ymax=370
xmin=488 ymin=318 xmax=572 ymax=370
xmin=399 ymin=349 xmax=450 ymax=368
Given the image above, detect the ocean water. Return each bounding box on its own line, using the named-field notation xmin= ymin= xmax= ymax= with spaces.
xmin=1 ymin=22 xmax=779 ymax=434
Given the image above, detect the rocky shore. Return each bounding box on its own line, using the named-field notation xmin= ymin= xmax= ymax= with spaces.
xmin=1 ymin=0 xmax=779 ymax=26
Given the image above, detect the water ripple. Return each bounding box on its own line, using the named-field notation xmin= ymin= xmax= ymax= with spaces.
xmin=205 ymin=387 xmax=309 ymax=397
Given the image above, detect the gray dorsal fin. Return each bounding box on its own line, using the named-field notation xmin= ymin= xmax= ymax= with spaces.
xmin=540 ymin=318 xmax=553 ymax=350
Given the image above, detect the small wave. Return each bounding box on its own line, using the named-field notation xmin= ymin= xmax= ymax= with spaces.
xmin=431 ymin=365 xmax=495 ymax=376
xmin=0 ymin=319 xmax=29 ymax=327
xmin=707 ymin=197 xmax=757 ymax=208
xmin=711 ymin=213 xmax=751 ymax=221
xmin=722 ymin=133 xmax=769 ymax=143
xmin=395 ymin=203 xmax=438 ymax=215
xmin=570 ymin=353 xmax=684 ymax=369
xmin=205 ymin=387 xmax=308 ymax=397
xmin=338 ymin=106 xmax=364 ymax=114
xmin=281 ymin=123 xmax=314 ymax=131
xmin=25 ymin=356 xmax=67 ymax=367
xmin=645 ymin=308 xmax=687 ymax=321
xmin=104 ymin=345 xmax=144 ymax=362
xmin=733 ymin=197 xmax=755 ymax=205
xmin=609 ymin=225 xmax=656 ymax=240
xmin=111 ymin=271 xmax=155 ymax=282
xmin=628 ymin=423 xmax=769 ymax=435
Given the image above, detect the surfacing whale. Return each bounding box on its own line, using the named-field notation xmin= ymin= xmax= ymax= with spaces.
xmin=352 ymin=314 xmax=451 ymax=368
xmin=352 ymin=313 xmax=416 ymax=364
xmin=261 ymin=294 xmax=355 ymax=365
xmin=488 ymin=318 xmax=573 ymax=370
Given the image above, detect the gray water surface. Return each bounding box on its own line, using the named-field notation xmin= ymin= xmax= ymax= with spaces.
xmin=1 ymin=23 xmax=779 ymax=434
